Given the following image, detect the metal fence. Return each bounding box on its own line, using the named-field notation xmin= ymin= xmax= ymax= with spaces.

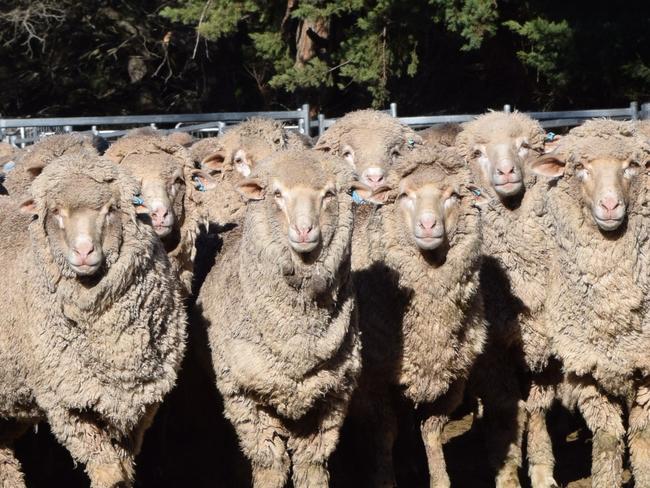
xmin=2 ymin=101 xmax=649 ymax=147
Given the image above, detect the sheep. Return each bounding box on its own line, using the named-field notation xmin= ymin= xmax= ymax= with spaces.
xmin=2 ymin=133 xmax=107 ymax=198
xmin=0 ymin=152 xmax=186 ymax=487
xmin=529 ymin=119 xmax=650 ymax=488
xmin=0 ymin=142 xmax=20 ymax=194
xmin=349 ymin=145 xmax=486 ymax=488
xmin=418 ymin=123 xmax=462 ymax=147
xmin=166 ymin=131 xmax=195 ymax=147
xmin=314 ymin=109 xmax=423 ymax=191
xmin=197 ymin=149 xmax=364 ymax=488
xmin=198 ymin=118 xmax=312 ymax=178
xmin=456 ymin=111 xmax=557 ymax=488
xmin=105 ymin=133 xmax=215 ymax=295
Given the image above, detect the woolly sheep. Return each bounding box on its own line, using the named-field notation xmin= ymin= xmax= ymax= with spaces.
xmin=350 ymin=146 xmax=486 ymax=487
xmin=166 ymin=131 xmax=195 ymax=147
xmin=456 ymin=111 xmax=556 ymax=488
xmin=314 ymin=109 xmax=423 ymax=191
xmin=105 ymin=133 xmax=215 ymax=294
xmin=197 ymin=149 xmax=364 ymax=488
xmin=529 ymin=119 xmax=650 ymax=488
xmin=418 ymin=123 xmax=462 ymax=147
xmin=0 ymin=153 xmax=186 ymax=487
xmin=2 ymin=133 xmax=107 ymax=198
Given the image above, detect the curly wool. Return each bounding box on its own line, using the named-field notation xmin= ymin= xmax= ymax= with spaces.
xmin=356 ymin=146 xmax=486 ymax=404
xmin=0 ymin=154 xmax=185 ymax=480
xmin=106 ymin=134 xmax=209 ymax=294
xmin=198 ymin=149 xmax=360 ymax=483
xmin=542 ymin=119 xmax=650 ymax=398
xmin=3 ymin=133 xmax=105 ymax=198
xmin=418 ymin=123 xmax=462 ymax=147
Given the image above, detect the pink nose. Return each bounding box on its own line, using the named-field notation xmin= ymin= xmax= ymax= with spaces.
xmin=496 ymin=162 xmax=516 ymax=176
xmin=419 ymin=214 xmax=437 ymax=230
xmin=366 ymin=174 xmax=385 ymax=184
xmin=151 ymin=207 xmax=169 ymax=226
xmin=73 ymin=241 xmax=94 ymax=263
xmin=600 ymin=196 xmax=620 ymax=212
xmin=294 ymin=225 xmax=313 ymax=242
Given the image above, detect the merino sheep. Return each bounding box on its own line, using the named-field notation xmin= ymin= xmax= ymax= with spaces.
xmin=0 ymin=153 xmax=186 ymax=487
xmin=350 ymin=146 xmax=486 ymax=488
xmin=166 ymin=131 xmax=195 ymax=147
xmin=456 ymin=111 xmax=556 ymax=488
xmin=418 ymin=123 xmax=462 ymax=147
xmin=2 ymin=133 xmax=107 ymax=198
xmin=529 ymin=119 xmax=650 ymax=488
xmin=197 ymin=149 xmax=364 ymax=488
xmin=105 ymin=133 xmax=215 ymax=294
xmin=315 ymin=109 xmax=423 ymax=191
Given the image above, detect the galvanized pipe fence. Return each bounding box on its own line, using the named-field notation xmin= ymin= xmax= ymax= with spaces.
xmin=2 ymin=101 xmax=649 ymax=147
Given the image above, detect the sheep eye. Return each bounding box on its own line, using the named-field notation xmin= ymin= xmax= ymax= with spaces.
xmin=391 ymin=148 xmax=401 ymax=157
xmin=520 ymin=142 xmax=531 ymax=149
xmin=325 ymin=189 xmax=336 ymax=198
xmin=472 ymin=149 xmax=482 ymax=159
xmin=575 ymin=163 xmax=584 ymax=171
xmin=629 ymin=161 xmax=640 ymax=169
xmin=273 ymin=190 xmax=283 ymax=199
xmin=51 ymin=208 xmax=59 ymax=216
xmin=234 ymin=156 xmax=243 ymax=164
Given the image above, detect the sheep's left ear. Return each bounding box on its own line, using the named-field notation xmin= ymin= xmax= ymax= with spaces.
xmin=191 ymin=169 xmax=217 ymax=191
xmin=237 ymin=178 xmax=266 ymax=201
xmin=530 ymin=154 xmax=566 ymax=178
xmin=465 ymin=184 xmax=491 ymax=207
xmin=19 ymin=198 xmax=37 ymax=215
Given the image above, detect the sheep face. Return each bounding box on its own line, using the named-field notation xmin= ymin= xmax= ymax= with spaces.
xmin=202 ymin=136 xmax=279 ymax=178
xmin=471 ymin=136 xmax=531 ymax=199
xmin=338 ymin=130 xmax=402 ymax=190
xmin=531 ymin=154 xmax=646 ymax=231
xmin=238 ymin=154 xmax=352 ymax=257
xmin=120 ymin=156 xmax=185 ymax=238
xmin=38 ymin=178 xmax=123 ymax=277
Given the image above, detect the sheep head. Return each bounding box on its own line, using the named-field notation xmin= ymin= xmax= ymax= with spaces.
xmin=315 ymin=109 xmax=422 ymax=191
xmin=106 ymin=137 xmax=215 ymax=239
xmin=457 ymin=112 xmax=546 ymax=201
xmin=531 ymin=120 xmax=650 ymax=232
xmin=359 ymin=147 xmax=473 ymax=254
xmin=21 ymin=152 xmax=140 ymax=280
xmin=237 ymin=149 xmax=366 ymax=258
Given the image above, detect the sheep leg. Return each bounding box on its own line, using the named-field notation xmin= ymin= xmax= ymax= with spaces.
xmin=419 ymin=381 xmax=465 ymax=488
xmin=223 ymin=394 xmax=290 ymax=488
xmin=129 ymin=403 xmax=159 ymax=456
xmin=575 ymin=383 xmax=624 ymax=488
xmin=526 ymin=378 xmax=558 ymax=488
xmin=0 ymin=420 xmax=29 ymax=488
xmin=47 ymin=409 xmax=134 ymax=488
xmin=628 ymin=384 xmax=650 ymax=487
xmin=288 ymin=396 xmax=350 ymax=488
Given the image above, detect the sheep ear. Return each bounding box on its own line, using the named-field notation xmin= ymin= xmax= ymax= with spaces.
xmin=237 ymin=178 xmax=265 ymax=201
xmin=19 ymin=198 xmax=37 ymax=215
xmin=25 ymin=164 xmax=44 ymax=179
xmin=352 ymin=183 xmax=393 ymax=205
xmin=201 ymin=151 xmax=226 ymax=173
xmin=465 ymin=184 xmax=491 ymax=207
xmin=530 ymin=154 xmax=566 ymax=178
xmin=190 ymin=169 xmax=217 ymax=191
xmin=543 ymin=134 xmax=563 ymax=154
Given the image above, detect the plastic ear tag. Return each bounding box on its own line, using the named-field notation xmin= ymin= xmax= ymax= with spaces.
xmin=3 ymin=161 xmax=15 ymax=172
xmin=470 ymin=188 xmax=482 ymax=196
xmin=352 ymin=190 xmax=366 ymax=204
xmin=545 ymin=132 xmax=556 ymax=142
xmin=193 ymin=175 xmax=206 ymax=192
xmin=407 ymin=138 xmax=415 ymax=147
xmin=132 ymin=195 xmax=145 ymax=206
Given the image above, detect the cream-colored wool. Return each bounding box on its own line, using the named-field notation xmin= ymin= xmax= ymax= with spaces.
xmin=166 ymin=131 xmax=195 ymax=147
xmin=418 ymin=123 xmax=462 ymax=147
xmin=3 ymin=133 xmax=105 ymax=198
xmin=105 ymin=134 xmax=210 ymax=294
xmin=457 ymin=111 xmax=557 ymax=488
xmin=198 ymin=149 xmax=361 ymax=488
xmin=352 ymin=146 xmax=486 ymax=487
xmin=0 ymin=154 xmax=186 ymax=487
xmin=538 ymin=119 xmax=650 ymax=488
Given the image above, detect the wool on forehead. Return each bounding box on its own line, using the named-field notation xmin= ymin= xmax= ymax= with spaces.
xmin=259 ymin=150 xmax=332 ymax=188
xmin=120 ymin=152 xmax=183 ymax=180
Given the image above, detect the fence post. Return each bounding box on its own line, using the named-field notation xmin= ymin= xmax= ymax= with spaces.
xmin=630 ymin=101 xmax=639 ymax=120
xmin=390 ymin=102 xmax=398 ymax=117
xmin=317 ymin=114 xmax=325 ymax=136
xmin=641 ymin=103 xmax=650 ymax=120
xmin=300 ymin=104 xmax=310 ymax=136
xmin=503 ymin=104 xmax=512 ymax=113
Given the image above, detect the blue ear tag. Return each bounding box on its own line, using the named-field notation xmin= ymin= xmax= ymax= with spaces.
xmin=3 ymin=161 xmax=15 ymax=172
xmin=407 ymin=138 xmax=415 ymax=148
xmin=545 ymin=132 xmax=556 ymax=142
xmin=352 ymin=190 xmax=366 ymax=204
xmin=470 ymin=188 xmax=482 ymax=197
xmin=193 ymin=175 xmax=206 ymax=192
xmin=132 ymin=195 xmax=145 ymax=206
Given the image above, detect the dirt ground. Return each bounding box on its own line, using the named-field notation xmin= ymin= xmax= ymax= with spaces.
xmin=13 ymin=335 xmax=634 ymax=487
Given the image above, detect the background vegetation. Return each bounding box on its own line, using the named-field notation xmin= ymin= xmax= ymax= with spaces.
xmin=0 ymin=0 xmax=648 ymax=117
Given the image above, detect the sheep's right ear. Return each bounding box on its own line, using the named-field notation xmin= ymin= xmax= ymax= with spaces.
xmin=530 ymin=154 xmax=566 ymax=178
xmin=201 ymin=151 xmax=226 ymax=173
xmin=237 ymin=178 xmax=266 ymax=201
xmin=19 ymin=198 xmax=37 ymax=215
